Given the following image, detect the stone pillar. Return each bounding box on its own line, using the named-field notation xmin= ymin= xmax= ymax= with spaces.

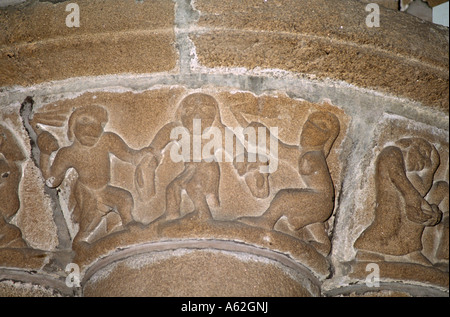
xmin=0 ymin=0 xmax=448 ymax=297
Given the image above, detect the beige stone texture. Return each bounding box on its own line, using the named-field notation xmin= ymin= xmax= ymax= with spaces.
xmin=0 ymin=0 xmax=177 ymax=86
xmin=0 ymin=280 xmax=62 ymax=297
xmin=349 ymin=260 xmax=449 ymax=288
xmin=83 ymin=249 xmax=318 ymax=297
xmin=14 ymin=160 xmax=58 ymax=251
xmin=359 ymin=0 xmax=400 ymax=10
xmin=24 ymin=87 xmax=349 ymax=281
xmin=0 ymin=0 xmax=448 ymax=298
xmin=343 ymin=290 xmax=412 ymax=297
xmin=191 ymin=0 xmax=449 ymax=111
xmin=0 ymin=248 xmax=48 ymax=269
xmin=0 ymin=108 xmax=58 ymax=269
xmin=332 ymin=113 xmax=449 ymax=288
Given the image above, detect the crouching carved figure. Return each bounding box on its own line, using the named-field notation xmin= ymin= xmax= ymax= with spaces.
xmin=238 ymin=111 xmax=340 ymax=257
xmin=355 ymin=138 xmax=447 ymax=268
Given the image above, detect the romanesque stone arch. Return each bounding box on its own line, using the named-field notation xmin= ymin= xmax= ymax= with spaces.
xmin=0 ymin=0 xmax=448 ymax=298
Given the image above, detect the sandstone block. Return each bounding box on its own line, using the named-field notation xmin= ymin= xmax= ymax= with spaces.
xmin=0 ymin=0 xmax=177 ymax=86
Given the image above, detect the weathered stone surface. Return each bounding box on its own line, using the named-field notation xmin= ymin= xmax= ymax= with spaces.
xmin=0 ymin=269 xmax=73 ymax=297
xmin=359 ymin=0 xmax=399 ymax=11
xmin=19 ymin=87 xmax=349 ymax=281
xmin=332 ymin=113 xmax=449 ymax=290
xmin=349 ymin=260 xmax=449 ymax=288
xmin=83 ymin=248 xmax=319 ymax=297
xmin=191 ymin=0 xmax=449 ymax=111
xmin=1 ymin=108 xmax=58 ymax=269
xmin=0 ymin=280 xmax=62 ymax=297
xmin=0 ymin=0 xmax=448 ymax=298
xmin=0 ymin=0 xmax=177 ymax=86
xmin=326 ymin=284 xmax=449 ymax=297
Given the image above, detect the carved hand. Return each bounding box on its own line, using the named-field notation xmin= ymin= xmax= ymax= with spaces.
xmin=404 ymin=193 xmax=430 ymax=223
xmin=405 ymin=194 xmax=442 ymax=226
xmin=423 ymin=203 xmax=443 ymax=227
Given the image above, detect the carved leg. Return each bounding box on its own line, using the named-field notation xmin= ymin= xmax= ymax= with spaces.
xmin=405 ymin=251 xmax=434 ymax=267
xmin=238 ymin=212 xmax=279 ymax=230
xmin=73 ymin=183 xmax=112 ymax=245
xmin=238 ymin=190 xmax=296 ymax=230
xmin=185 ymin=183 xmax=213 ymax=220
xmin=75 ymin=194 xmax=103 ymax=244
xmin=296 ymin=222 xmax=331 ymax=257
xmin=101 ymin=185 xmax=134 ymax=226
xmin=239 ymin=188 xmax=333 ymax=231
xmin=165 ymin=179 xmax=183 ymax=220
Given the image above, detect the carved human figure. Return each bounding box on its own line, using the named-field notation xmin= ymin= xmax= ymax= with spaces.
xmin=354 ymin=138 xmax=443 ymax=266
xmin=238 ymin=112 xmax=340 ymax=256
xmin=37 ymin=105 xmax=150 ymax=244
xmin=0 ymin=125 xmax=27 ymax=248
xmin=135 ymin=93 xmax=222 ymax=221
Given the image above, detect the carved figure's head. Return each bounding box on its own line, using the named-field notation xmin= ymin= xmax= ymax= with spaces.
xmin=396 ymin=138 xmax=438 ymax=173
xmin=177 ymin=93 xmax=219 ymax=135
xmin=68 ymin=105 xmax=108 ymax=147
xmin=396 ymin=138 xmax=440 ymax=197
xmin=300 ymin=111 xmax=340 ymax=156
